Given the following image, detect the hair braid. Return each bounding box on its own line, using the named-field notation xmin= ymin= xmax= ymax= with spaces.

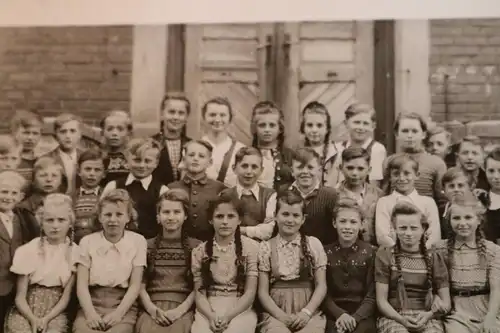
xmin=234 ymin=226 xmax=245 ymax=293
xmin=394 ymin=239 xmax=409 ymax=310
xmin=475 ymin=225 xmax=489 ymax=286
xmin=181 ymin=223 xmax=194 ymax=288
xmin=420 ymin=234 xmax=434 ymax=310
xmin=299 ymin=230 xmax=314 ymax=278
xmin=200 ymin=231 xmax=215 ymax=291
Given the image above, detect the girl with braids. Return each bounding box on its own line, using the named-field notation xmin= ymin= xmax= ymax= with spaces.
xmin=5 ymin=194 xmax=80 ymax=333
xmin=323 ymin=198 xmax=377 ymax=333
xmin=152 ymin=92 xmax=192 ymax=186
xmin=136 ymin=189 xmax=201 ymax=333
xmin=375 ymin=201 xmax=450 ymax=333
xmin=250 ymin=101 xmax=294 ymax=190
xmin=73 ymin=189 xmax=147 ymax=333
xmin=332 ymin=102 xmax=387 ymax=188
xmin=299 ymin=101 xmax=340 ymax=188
xmin=383 ymin=112 xmax=447 ymax=202
xmin=257 ymin=190 xmax=327 ymax=333
xmin=200 ymin=97 xmax=246 ymax=188
xmin=436 ymin=194 xmax=500 ymax=333
xmin=190 ymin=194 xmax=259 ymax=333
xmin=220 ymin=146 xmax=277 ymax=241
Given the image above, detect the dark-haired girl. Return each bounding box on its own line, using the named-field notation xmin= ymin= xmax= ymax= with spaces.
xmin=484 ymin=147 xmax=500 ymax=244
xmin=100 ymin=110 xmax=132 ymax=185
xmin=323 ymin=198 xmax=377 ymax=333
xmin=152 ymin=92 xmax=192 ymax=186
xmin=436 ymin=194 xmax=500 ymax=333
xmin=257 ymin=191 xmax=327 ymax=333
xmin=190 ymin=194 xmax=259 ymax=333
xmin=136 ymin=189 xmax=201 ymax=333
xmin=375 ymin=201 xmax=450 ymax=333
xmin=385 ymin=112 xmax=447 ymax=201
xmin=200 ymin=97 xmax=246 ymax=188
xmin=250 ymin=101 xmax=294 ymax=190
xmin=300 ymin=101 xmax=340 ymax=188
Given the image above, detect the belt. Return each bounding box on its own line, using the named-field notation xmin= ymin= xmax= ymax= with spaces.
xmin=451 ymin=289 xmax=489 ymax=297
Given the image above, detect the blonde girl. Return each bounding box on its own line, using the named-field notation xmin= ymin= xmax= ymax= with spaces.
xmin=257 ymin=190 xmax=327 ymax=333
xmin=190 ymin=194 xmax=259 ymax=333
xmin=375 ymin=201 xmax=450 ymax=333
xmin=437 ymin=194 xmax=500 ymax=333
xmin=201 ymin=97 xmax=246 ymax=188
xmin=136 ymin=189 xmax=201 ymax=333
xmin=250 ymin=101 xmax=294 ymax=190
xmin=5 ymin=194 xmax=79 ymax=333
xmin=73 ymin=189 xmax=147 ymax=333
xmin=299 ymin=101 xmax=339 ymax=187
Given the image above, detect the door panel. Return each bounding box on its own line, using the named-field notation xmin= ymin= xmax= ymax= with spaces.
xmin=184 ymin=23 xmax=273 ymax=145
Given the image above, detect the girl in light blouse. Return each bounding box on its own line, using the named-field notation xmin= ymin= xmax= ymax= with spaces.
xmin=73 ymin=189 xmax=147 ymax=333
xmin=5 ymin=194 xmax=80 ymax=333
xmin=190 ymin=193 xmax=259 ymax=333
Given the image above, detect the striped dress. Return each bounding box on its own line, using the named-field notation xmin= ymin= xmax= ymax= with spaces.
xmin=374 ymin=246 xmax=448 ymax=333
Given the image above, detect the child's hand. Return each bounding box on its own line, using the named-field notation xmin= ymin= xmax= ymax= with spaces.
xmin=85 ymin=311 xmax=105 ymax=331
xmin=336 ymin=313 xmax=357 ymax=333
xmin=102 ymin=310 xmax=123 ymax=328
xmin=413 ymin=311 xmax=433 ymax=330
xmin=290 ymin=311 xmax=310 ymax=330
xmin=480 ymin=314 xmax=497 ymax=333
xmin=156 ymin=309 xmax=172 ymax=327
xmin=431 ymin=295 xmax=450 ymax=314
xmin=401 ymin=316 xmax=420 ymax=331
xmin=164 ymin=308 xmax=183 ymax=324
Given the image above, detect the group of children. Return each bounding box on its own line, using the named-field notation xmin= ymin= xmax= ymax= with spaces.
xmin=0 ymin=94 xmax=498 ymax=333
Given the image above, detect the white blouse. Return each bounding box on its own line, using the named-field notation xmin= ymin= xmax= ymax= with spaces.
xmin=77 ymin=231 xmax=147 ymax=288
xmin=10 ymin=237 xmax=80 ymax=287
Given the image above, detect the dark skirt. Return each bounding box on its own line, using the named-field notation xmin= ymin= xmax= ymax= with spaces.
xmin=5 ymin=285 xmax=67 ymax=333
xmin=73 ymin=286 xmax=137 ymax=333
xmin=324 ymin=300 xmax=376 ymax=333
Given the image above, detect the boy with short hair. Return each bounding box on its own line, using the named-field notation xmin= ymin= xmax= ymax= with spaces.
xmin=73 ymin=149 xmax=106 ymax=243
xmin=167 ymin=140 xmax=226 ymax=241
xmin=336 ymin=147 xmax=383 ymax=245
xmin=40 ymin=113 xmax=83 ymax=195
xmin=456 ymin=135 xmax=489 ymax=192
xmin=99 ymin=110 xmax=132 ymax=185
xmin=101 ymin=137 xmax=168 ymax=239
xmin=0 ymin=170 xmax=39 ymax=327
xmin=0 ymin=135 xmax=22 ymax=172
xmin=10 ymin=110 xmax=43 ymax=183
xmin=426 ymin=125 xmax=456 ymax=168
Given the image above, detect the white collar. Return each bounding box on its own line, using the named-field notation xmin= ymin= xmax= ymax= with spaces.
xmin=390 ymin=189 xmax=420 ymax=203
xmin=345 ymin=138 xmax=373 ymax=149
xmin=125 ymin=174 xmax=153 ymax=191
xmin=236 ymin=184 xmax=260 ymax=200
xmin=201 ymin=135 xmax=232 ymax=148
xmin=490 ymin=191 xmax=500 ymax=210
xmin=290 ymin=181 xmax=320 ymax=198
xmin=59 ymin=148 xmax=77 ymax=160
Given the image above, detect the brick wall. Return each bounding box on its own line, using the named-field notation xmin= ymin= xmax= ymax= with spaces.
xmin=430 ymin=19 xmax=500 ymax=124
xmin=0 ymin=26 xmax=133 ymax=128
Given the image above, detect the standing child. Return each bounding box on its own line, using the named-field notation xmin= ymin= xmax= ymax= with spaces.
xmin=455 ymin=135 xmax=489 ymax=193
xmin=152 ymin=92 xmax=192 ymax=186
xmin=375 ymin=201 xmax=450 ymax=333
xmin=5 ymin=194 xmax=79 ymax=333
xmin=220 ymin=147 xmax=277 ymax=241
xmin=0 ymin=135 xmax=22 ymax=172
xmin=100 ymin=110 xmax=132 ymax=185
xmin=18 ymin=156 xmax=68 ymax=218
xmin=40 ymin=113 xmax=83 ymax=195
xmin=336 ymin=147 xmax=383 ymax=245
xmin=73 ymin=149 xmax=106 ymax=244
xmin=250 ymin=101 xmax=294 ymax=190
xmin=323 ymin=198 xmax=377 ymax=333
xmin=201 ymin=97 xmax=246 ymax=188
xmin=101 ymin=138 xmax=168 ymax=239
xmin=387 ymin=112 xmax=447 ymax=201
xmin=376 ymin=154 xmax=441 ymax=248
xmin=167 ymin=140 xmax=226 ymax=242
xmin=426 ymin=126 xmax=456 ymax=169
xmin=257 ymin=191 xmax=327 ymax=333
xmin=73 ymin=189 xmax=147 ymax=333
xmin=190 ymin=194 xmax=259 ymax=333
xmin=282 ymin=148 xmax=338 ymax=245
xmin=299 ymin=101 xmax=339 ymax=187
xmin=436 ymin=194 xmax=500 ymax=333
xmin=0 ymin=171 xmax=39 ymax=328
xmin=333 ymin=102 xmax=387 ymax=187
xmin=136 ymin=189 xmax=201 ymax=333
xmin=10 ymin=110 xmax=43 ymax=183
xmin=483 ymin=147 xmax=500 ymax=244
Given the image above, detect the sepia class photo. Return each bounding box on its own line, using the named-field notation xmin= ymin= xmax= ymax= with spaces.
xmin=0 ymin=16 xmax=499 ymax=333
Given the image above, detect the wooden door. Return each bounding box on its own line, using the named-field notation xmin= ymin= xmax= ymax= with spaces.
xmin=184 ymin=23 xmax=274 ymax=145
xmin=278 ymin=21 xmax=374 ymax=147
